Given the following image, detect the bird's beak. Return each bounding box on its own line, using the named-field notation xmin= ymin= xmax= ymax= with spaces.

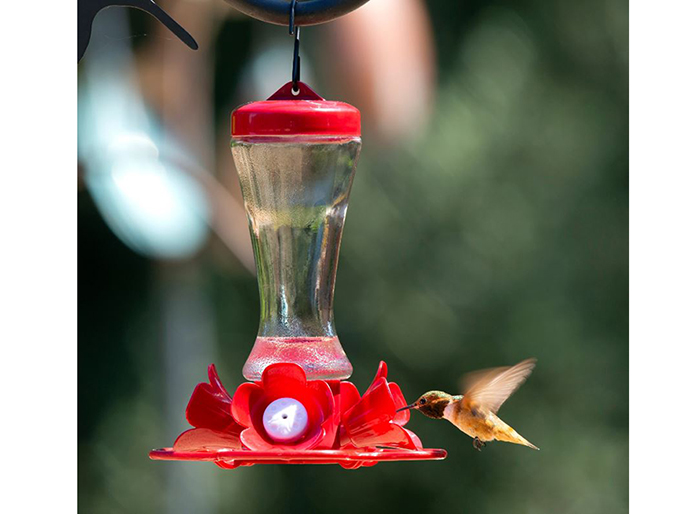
xmin=396 ymin=403 xmax=416 ymax=413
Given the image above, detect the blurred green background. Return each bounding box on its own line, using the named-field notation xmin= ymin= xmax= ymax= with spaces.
xmin=78 ymin=0 xmax=628 ymax=513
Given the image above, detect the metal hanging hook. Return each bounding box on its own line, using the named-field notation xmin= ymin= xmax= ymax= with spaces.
xmin=289 ymin=0 xmax=297 ymax=34
xmin=290 ymin=0 xmax=301 ymax=92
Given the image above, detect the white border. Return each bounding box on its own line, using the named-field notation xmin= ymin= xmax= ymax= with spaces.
xmin=2 ymin=1 xmax=699 ymax=511
xmin=630 ymin=1 xmax=700 ymax=512
xmin=1 ymin=3 xmax=77 ymax=513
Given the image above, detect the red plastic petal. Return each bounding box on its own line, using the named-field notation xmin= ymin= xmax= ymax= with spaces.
xmin=348 ymin=423 xmax=419 ymax=450
xmin=342 ymin=378 xmax=396 ymax=437
xmin=186 ymin=365 xmax=243 ymax=432
xmin=389 ymin=382 xmax=410 ymax=426
xmin=261 ymin=362 xmax=307 ymax=398
xmin=309 ymin=381 xmax=340 ymax=448
xmin=173 ymin=428 xmax=242 ymax=451
xmin=231 ymin=382 xmax=264 ymax=428
xmin=240 ymin=428 xmax=276 ymax=451
xmin=403 ymin=428 xmax=424 ymax=450
xmin=376 ymin=361 xmax=388 ymax=381
xmin=340 ymin=381 xmax=361 ymax=413
xmin=364 ymin=361 xmax=388 ymax=395
xmin=317 ymin=412 xmax=340 ymax=449
xmin=307 ymin=380 xmax=335 ymax=419
xmin=207 ymin=364 xmax=229 ymax=395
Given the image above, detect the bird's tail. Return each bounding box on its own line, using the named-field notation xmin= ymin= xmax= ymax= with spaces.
xmin=494 ymin=419 xmax=539 ymax=450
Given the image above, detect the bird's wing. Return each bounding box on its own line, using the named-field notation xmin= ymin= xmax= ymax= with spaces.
xmin=460 ymin=358 xmax=537 ymax=414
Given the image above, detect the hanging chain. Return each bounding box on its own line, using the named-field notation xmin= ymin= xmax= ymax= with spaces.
xmin=290 ymin=0 xmax=301 ymax=91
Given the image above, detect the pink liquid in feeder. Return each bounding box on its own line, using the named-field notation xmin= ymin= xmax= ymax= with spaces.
xmin=244 ymin=336 xmax=352 ymax=380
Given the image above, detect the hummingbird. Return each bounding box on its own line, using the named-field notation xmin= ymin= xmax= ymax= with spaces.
xmin=398 ymin=358 xmax=539 ymax=451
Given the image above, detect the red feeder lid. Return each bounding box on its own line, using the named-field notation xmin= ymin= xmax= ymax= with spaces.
xmin=231 ymin=82 xmax=361 ymax=138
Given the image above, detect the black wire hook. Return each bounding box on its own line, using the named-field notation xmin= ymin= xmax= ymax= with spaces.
xmin=289 ymin=0 xmax=297 ymax=35
xmin=290 ymin=0 xmax=301 ymax=91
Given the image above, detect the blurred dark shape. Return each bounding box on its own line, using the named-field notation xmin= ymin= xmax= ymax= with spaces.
xmin=78 ymin=0 xmax=198 ymax=61
xmin=224 ymin=0 xmax=370 ymax=26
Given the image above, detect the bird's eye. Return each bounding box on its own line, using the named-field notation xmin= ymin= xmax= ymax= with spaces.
xmin=419 ymin=398 xmax=427 ymax=405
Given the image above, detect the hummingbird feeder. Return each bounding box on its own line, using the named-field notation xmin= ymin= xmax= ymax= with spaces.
xmin=150 ymin=0 xmax=447 ymax=469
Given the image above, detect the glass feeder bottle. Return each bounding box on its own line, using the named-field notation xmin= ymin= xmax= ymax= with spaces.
xmin=230 ymin=81 xmax=361 ymax=381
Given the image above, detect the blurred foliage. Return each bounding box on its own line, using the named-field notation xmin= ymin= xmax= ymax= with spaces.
xmin=79 ymin=0 xmax=628 ymax=513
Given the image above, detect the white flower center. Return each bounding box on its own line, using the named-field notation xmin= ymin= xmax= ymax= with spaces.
xmin=262 ymin=397 xmax=309 ymax=443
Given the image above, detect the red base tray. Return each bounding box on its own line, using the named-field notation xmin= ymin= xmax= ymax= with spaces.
xmin=149 ymin=447 xmax=447 ymax=469
xmin=151 ymin=361 xmax=447 ymax=469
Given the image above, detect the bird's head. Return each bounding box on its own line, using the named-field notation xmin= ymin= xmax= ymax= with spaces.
xmin=397 ymin=390 xmax=454 ymax=419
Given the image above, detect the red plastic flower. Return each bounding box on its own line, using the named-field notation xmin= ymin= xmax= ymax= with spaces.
xmin=340 ymin=361 xmax=422 ymax=450
xmin=172 ymin=364 xmax=245 ymax=452
xmin=231 ymin=363 xmax=336 ymax=451
xmin=150 ymin=361 xmax=447 ymax=469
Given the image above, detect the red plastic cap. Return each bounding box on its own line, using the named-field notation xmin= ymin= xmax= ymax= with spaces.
xmin=232 ymin=82 xmax=361 ymax=137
